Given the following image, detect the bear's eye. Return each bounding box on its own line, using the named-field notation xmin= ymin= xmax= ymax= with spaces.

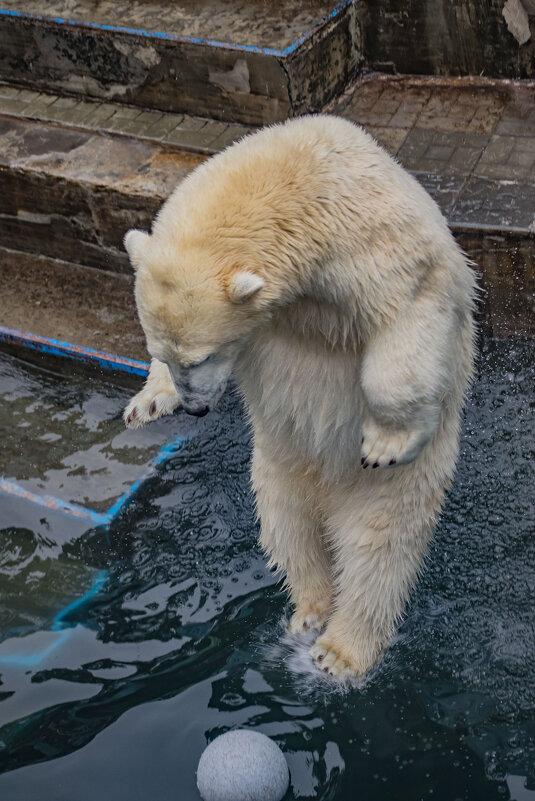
xmin=190 ymin=353 xmax=213 ymax=368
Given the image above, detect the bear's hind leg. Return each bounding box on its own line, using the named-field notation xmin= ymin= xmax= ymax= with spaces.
xmin=310 ymin=488 xmax=438 ymax=678
xmin=252 ymin=446 xmax=332 ymax=634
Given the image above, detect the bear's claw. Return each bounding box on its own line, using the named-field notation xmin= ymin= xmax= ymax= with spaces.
xmin=360 ymin=411 xmax=438 ymax=468
xmin=309 ymin=640 xmax=359 ymax=680
xmin=289 ymin=598 xmax=330 ymax=634
xmin=124 ymin=389 xmax=181 ymax=429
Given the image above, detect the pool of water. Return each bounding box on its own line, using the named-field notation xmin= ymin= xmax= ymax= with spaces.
xmin=0 ymin=338 xmax=533 ymax=801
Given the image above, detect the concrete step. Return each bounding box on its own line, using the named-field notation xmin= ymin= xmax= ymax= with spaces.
xmin=0 ymin=0 xmax=360 ymax=126
xmin=0 ymin=246 xmax=147 ymax=361
xmin=1 ymin=233 xmax=533 ymax=372
xmin=0 ymin=112 xmax=206 ymax=273
xmin=3 ymin=76 xmax=534 ymax=278
xmin=2 ymin=76 xmax=533 ymax=345
xmin=0 ymin=84 xmax=255 ymax=155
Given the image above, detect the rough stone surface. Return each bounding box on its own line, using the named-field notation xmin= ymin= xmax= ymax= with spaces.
xmin=355 ymin=0 xmax=535 ymax=78
xmin=197 ymin=730 xmax=289 ymax=801
xmin=0 ymin=0 xmax=342 ymax=50
xmin=333 ymin=75 xmax=535 ymax=234
xmin=0 ymin=85 xmax=255 ymax=155
xmin=457 ymin=233 xmax=535 ymax=338
xmin=0 ymin=1 xmax=360 ymax=125
xmin=0 ymin=115 xmax=204 ymax=271
xmin=0 ymin=75 xmax=533 ymax=352
xmin=0 ymin=246 xmax=147 ymax=359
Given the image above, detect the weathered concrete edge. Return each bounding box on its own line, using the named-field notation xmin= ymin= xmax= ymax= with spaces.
xmin=0 ymin=1 xmax=354 ymax=57
xmin=326 ymin=71 xmax=535 ymax=115
xmin=0 ymin=3 xmax=359 ymax=125
xmin=1 ymin=230 xmax=533 ymax=352
xmin=0 ymin=86 xmax=255 ymax=156
xmin=285 ymin=2 xmax=363 ymax=116
xmin=1 ymin=145 xmax=533 ymax=277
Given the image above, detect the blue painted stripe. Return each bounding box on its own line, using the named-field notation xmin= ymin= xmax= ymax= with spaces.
xmin=0 ymin=629 xmax=71 ymax=666
xmin=105 ymin=434 xmax=188 ymax=520
xmin=0 ymin=326 xmax=149 ymax=377
xmin=0 ymin=571 xmax=107 ymax=664
xmin=52 ymin=570 xmax=108 ymax=630
xmin=0 ymin=568 xmax=106 ymax=664
xmin=0 ymin=332 xmax=194 ymax=666
xmin=0 ymin=478 xmax=110 ymax=525
xmin=0 ymin=1 xmax=353 ymax=57
xmin=0 ymin=434 xmax=189 ymax=527
xmin=280 ymin=0 xmax=353 ymax=55
xmin=0 ymin=8 xmax=284 ymax=54
xmin=0 ymin=327 xmax=192 ymax=527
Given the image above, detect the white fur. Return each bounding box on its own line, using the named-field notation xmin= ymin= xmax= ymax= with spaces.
xmin=229 ymin=272 xmax=265 ymax=303
xmin=123 ymin=116 xmax=476 ymax=679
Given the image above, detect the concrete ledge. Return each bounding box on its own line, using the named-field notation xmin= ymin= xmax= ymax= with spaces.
xmin=1 ymin=75 xmax=533 ymax=344
xmin=0 ymin=0 xmax=361 ymax=125
xmin=457 ymin=231 xmax=535 ymax=339
xmin=1 ymin=233 xmax=532 ymax=384
xmin=0 ymin=246 xmax=147 ymax=360
xmin=0 ymin=85 xmax=254 ymax=155
xmin=355 ymin=0 xmax=535 ymax=78
xmin=0 ymin=115 xmax=205 ymax=272
xmin=332 ymin=75 xmax=535 ymax=236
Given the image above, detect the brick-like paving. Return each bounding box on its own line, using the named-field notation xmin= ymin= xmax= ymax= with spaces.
xmin=1 ymin=75 xmax=533 ymax=350
xmin=332 ymin=75 xmax=535 ymax=234
xmin=1 ymin=75 xmax=533 ymax=234
xmin=0 ymin=85 xmax=254 ymax=155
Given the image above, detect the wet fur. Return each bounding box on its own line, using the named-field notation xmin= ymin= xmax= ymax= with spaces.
xmin=123 ymin=116 xmax=476 ymax=679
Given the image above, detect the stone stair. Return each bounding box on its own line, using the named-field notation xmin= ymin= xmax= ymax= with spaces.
xmin=0 ymin=0 xmax=362 ymax=361
xmin=0 ymin=0 xmax=533 ymax=359
xmin=0 ymin=0 xmax=360 ymax=125
xmin=0 ymin=98 xmax=208 ymax=272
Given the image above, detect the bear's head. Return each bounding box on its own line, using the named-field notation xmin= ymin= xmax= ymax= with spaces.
xmin=124 ymin=228 xmax=270 ymax=416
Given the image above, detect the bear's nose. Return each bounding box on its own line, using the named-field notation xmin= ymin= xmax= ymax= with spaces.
xmin=183 ymin=403 xmax=210 ymax=417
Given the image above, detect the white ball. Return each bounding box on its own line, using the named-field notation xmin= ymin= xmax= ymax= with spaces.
xmin=197 ymin=729 xmax=289 ymax=801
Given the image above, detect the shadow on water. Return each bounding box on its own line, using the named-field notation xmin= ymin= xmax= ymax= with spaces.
xmin=0 ymin=338 xmax=533 ymax=800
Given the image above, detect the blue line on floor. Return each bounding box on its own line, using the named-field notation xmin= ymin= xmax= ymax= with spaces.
xmin=0 ymin=478 xmax=110 ymax=526
xmin=0 ymin=331 xmax=192 ymax=666
xmin=0 ymin=629 xmax=71 ymax=666
xmin=52 ymin=570 xmax=108 ymax=631
xmin=0 ymin=1 xmax=352 ymax=57
xmin=0 ymin=434 xmax=189 ymax=527
xmin=0 ymin=326 xmax=149 ymax=377
xmin=103 ymin=434 xmax=189 ymax=521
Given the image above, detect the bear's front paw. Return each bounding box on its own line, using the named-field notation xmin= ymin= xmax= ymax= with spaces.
xmin=309 ymin=635 xmax=369 ymax=680
xmin=360 ymin=410 xmax=438 ymax=468
xmin=124 ymin=386 xmax=181 ymax=428
xmin=289 ymin=598 xmax=331 ymax=634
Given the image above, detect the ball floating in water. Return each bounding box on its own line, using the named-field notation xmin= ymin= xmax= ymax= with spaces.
xmin=197 ymin=729 xmax=289 ymax=801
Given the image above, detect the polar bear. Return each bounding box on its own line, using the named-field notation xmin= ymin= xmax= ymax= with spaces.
xmin=123 ymin=116 xmax=476 ymax=679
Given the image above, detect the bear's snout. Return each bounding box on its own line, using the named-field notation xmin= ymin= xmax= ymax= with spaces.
xmin=183 ymin=403 xmax=210 ymax=417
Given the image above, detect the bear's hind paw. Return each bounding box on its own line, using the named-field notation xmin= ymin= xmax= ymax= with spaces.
xmin=309 ymin=641 xmax=360 ymax=680
xmin=288 ymin=599 xmax=330 ymax=634
xmin=309 ymin=631 xmax=379 ymax=680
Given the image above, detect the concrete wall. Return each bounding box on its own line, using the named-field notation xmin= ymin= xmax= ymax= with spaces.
xmin=356 ymin=0 xmax=535 ymax=78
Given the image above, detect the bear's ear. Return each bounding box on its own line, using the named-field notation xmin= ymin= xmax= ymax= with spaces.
xmin=228 ymin=271 xmax=265 ymax=304
xmin=124 ymin=229 xmax=150 ymax=269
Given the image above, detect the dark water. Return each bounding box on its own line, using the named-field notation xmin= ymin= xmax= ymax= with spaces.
xmin=0 ymin=353 xmax=184 ymax=511
xmin=0 ymin=339 xmax=533 ymax=801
